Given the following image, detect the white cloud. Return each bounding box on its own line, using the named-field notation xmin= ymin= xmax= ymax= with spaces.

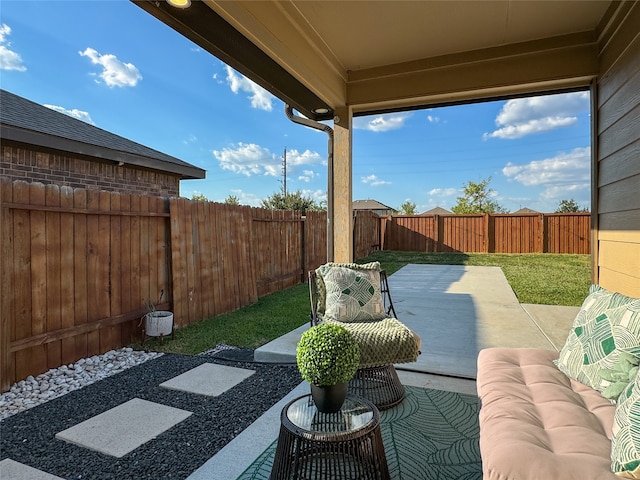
xmin=225 ymin=65 xmax=274 ymax=111
xmin=301 ymin=189 xmax=327 ymax=204
xmin=428 ymin=187 xmax=458 ymax=197
xmin=298 ymin=170 xmax=318 ymax=183
xmin=213 ymin=143 xmax=324 ymax=177
xmin=502 ymin=146 xmax=590 ymax=199
xmin=426 ymin=115 xmax=440 ymax=123
xmin=213 ymin=143 xmax=280 ymax=176
xmin=286 ymin=149 xmax=325 ymax=167
xmin=229 ymin=189 xmax=262 ymax=207
xmin=361 ymin=174 xmax=391 ymax=186
xmin=484 ymin=91 xmax=589 ymax=139
xmin=79 ymin=48 xmax=142 ymax=87
xmin=353 ymin=112 xmax=412 ymax=132
xmin=43 ymin=104 xmax=95 ymax=125
xmin=0 ymin=24 xmax=26 ymax=71
xmin=183 ymin=134 xmax=198 ymax=144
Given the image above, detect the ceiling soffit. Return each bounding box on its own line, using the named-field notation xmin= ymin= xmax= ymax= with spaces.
xmin=205 ymin=1 xmax=608 ymax=114
xmin=135 ymin=1 xmax=614 ymax=116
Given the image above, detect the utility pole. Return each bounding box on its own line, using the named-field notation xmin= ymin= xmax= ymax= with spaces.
xmin=283 ymin=147 xmax=287 ymax=196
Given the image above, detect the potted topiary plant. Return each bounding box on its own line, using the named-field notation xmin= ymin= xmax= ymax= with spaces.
xmin=296 ymin=322 xmax=360 ymax=413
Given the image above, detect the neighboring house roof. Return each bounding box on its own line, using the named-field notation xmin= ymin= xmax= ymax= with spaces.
xmin=353 ymin=199 xmax=394 ymax=211
xmin=513 ymin=207 xmax=539 ymax=214
xmin=0 ymin=89 xmax=205 ymax=180
xmin=421 ymin=206 xmax=452 ymax=215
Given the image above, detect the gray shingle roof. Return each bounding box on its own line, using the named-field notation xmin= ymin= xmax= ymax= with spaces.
xmin=0 ymin=89 xmax=205 ymax=180
xmin=353 ymin=199 xmax=394 ymax=211
xmin=421 ymin=206 xmax=452 ymax=215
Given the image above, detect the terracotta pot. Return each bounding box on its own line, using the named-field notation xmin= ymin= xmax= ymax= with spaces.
xmin=310 ymin=382 xmax=348 ymax=413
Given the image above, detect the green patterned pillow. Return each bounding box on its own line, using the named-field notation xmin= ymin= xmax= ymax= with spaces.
xmin=555 ymin=286 xmax=639 ymax=394
xmin=317 ymin=262 xmax=386 ymax=323
xmin=611 ymin=368 xmax=640 ymax=477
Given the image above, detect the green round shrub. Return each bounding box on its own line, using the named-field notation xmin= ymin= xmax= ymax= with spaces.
xmin=296 ymin=323 xmax=360 ymax=386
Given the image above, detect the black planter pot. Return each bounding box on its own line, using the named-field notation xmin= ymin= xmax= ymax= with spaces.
xmin=310 ymin=382 xmax=348 ymax=413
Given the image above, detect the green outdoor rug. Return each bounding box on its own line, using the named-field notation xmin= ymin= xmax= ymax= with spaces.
xmin=236 ymin=386 xmax=482 ymax=480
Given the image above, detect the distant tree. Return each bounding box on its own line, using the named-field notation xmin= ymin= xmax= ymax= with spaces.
xmin=261 ymin=188 xmax=324 ymax=215
xmin=555 ymin=198 xmax=588 ymax=213
xmin=191 ymin=193 xmax=208 ymax=201
xmin=451 ymin=177 xmax=508 ymax=214
xmin=399 ymin=200 xmax=417 ymax=215
xmin=224 ymin=194 xmax=240 ymax=205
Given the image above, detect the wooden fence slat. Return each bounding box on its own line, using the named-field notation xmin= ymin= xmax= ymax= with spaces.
xmin=198 ymin=200 xmax=213 ymax=319
xmin=95 ymin=191 xmax=115 ymax=353
xmin=73 ymin=188 xmax=88 ymax=360
xmin=59 ymin=186 xmax=75 ymax=365
xmin=170 ymin=197 xmax=187 ymax=326
xmin=26 ymin=182 xmax=48 ymax=379
xmin=184 ymin=197 xmax=197 ymax=324
xmin=85 ymin=190 xmax=101 ymax=357
xmin=108 ymin=192 xmax=123 ymax=351
xmin=119 ymin=193 xmax=134 ymax=344
xmin=1 ymin=179 xmax=15 ymax=389
xmin=45 ymin=184 xmax=62 ymax=370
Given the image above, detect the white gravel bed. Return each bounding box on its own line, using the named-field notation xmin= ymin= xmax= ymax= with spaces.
xmin=0 ymin=348 xmax=163 ymax=421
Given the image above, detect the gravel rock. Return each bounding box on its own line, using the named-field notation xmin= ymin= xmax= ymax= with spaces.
xmin=0 ymin=347 xmax=302 ymax=480
xmin=0 ymin=348 xmax=163 ymax=421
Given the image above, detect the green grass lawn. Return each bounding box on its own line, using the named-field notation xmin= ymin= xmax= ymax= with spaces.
xmin=135 ymin=251 xmax=590 ymax=355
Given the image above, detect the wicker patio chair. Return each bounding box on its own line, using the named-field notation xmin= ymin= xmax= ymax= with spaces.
xmin=308 ymin=262 xmax=421 ymax=410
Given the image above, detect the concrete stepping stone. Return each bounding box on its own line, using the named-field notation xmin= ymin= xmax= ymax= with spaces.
xmin=55 ymin=398 xmax=192 ymax=458
xmin=0 ymin=458 xmax=65 ymax=480
xmin=159 ymin=363 xmax=254 ymax=397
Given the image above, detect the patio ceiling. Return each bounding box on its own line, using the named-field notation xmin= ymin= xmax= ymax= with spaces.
xmin=133 ymin=0 xmax=614 ymax=120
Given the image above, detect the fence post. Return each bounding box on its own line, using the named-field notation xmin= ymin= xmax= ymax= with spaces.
xmin=538 ymin=213 xmax=545 ymax=253
xmin=0 ymin=178 xmax=10 ymax=392
xmin=484 ymin=214 xmax=491 ymax=253
xmin=301 ymin=216 xmax=306 ymax=283
xmin=379 ymin=216 xmax=388 ymax=250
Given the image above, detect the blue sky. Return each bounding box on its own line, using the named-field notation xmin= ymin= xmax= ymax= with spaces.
xmin=1 ymin=1 xmax=592 ymax=213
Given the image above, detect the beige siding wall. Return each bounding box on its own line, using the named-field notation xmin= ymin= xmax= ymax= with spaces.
xmin=596 ymin=2 xmax=640 ymax=297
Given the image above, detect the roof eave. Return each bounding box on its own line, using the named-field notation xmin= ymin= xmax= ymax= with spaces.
xmin=1 ymin=124 xmax=206 ymax=180
xmin=130 ymin=0 xmax=334 ymax=122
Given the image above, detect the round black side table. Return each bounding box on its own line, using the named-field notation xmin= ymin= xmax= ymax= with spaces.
xmin=269 ymin=394 xmax=389 ymax=480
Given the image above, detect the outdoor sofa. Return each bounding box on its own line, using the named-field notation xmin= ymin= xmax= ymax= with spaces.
xmin=477 ymin=286 xmax=640 ymax=479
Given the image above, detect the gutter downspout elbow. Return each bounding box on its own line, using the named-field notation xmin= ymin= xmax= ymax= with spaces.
xmin=284 ymin=104 xmax=334 ymax=262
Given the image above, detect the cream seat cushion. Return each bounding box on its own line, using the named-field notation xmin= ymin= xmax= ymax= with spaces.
xmin=477 ymin=348 xmax=618 ymax=480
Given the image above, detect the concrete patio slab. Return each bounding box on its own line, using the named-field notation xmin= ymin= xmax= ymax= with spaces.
xmin=255 ymin=324 xmax=307 ymax=363
xmin=521 ymin=303 xmax=578 ymax=350
xmin=0 ymin=459 xmax=64 ymax=480
xmin=253 ymin=264 xmax=578 ymax=380
xmin=55 ymin=398 xmax=192 ymax=458
xmin=159 ymin=363 xmax=254 ymax=397
xmin=390 ymin=264 xmax=561 ymax=378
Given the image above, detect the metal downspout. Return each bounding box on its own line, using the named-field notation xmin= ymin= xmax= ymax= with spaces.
xmin=284 ymin=104 xmax=334 ymax=262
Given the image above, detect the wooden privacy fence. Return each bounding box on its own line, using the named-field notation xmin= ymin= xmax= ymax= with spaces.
xmin=169 ymin=202 xmax=331 ymax=326
xmin=1 ymin=179 xmax=363 ymax=390
xmin=0 ymin=179 xmax=172 ymax=391
xmin=381 ymin=213 xmax=591 ymax=254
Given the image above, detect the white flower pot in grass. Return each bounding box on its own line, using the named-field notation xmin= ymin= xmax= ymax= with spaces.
xmin=144 ymin=311 xmax=174 ymax=337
